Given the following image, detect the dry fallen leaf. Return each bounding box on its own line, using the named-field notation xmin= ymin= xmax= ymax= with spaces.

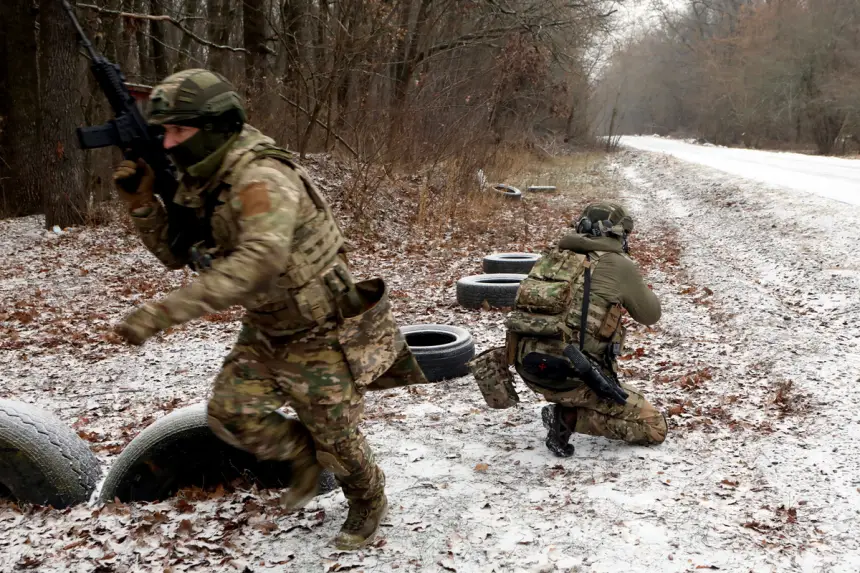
xmin=474 ymin=463 xmax=489 ymax=472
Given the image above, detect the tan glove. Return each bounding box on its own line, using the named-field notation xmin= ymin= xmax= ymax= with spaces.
xmin=113 ymin=158 xmax=155 ymax=211
xmin=114 ymin=302 xmax=172 ymax=345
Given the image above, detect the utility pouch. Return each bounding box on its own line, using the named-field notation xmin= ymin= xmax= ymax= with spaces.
xmin=336 ymin=277 xmax=401 ymax=389
xmin=468 ymin=347 xmax=519 ymax=409
xmin=597 ymin=303 xmax=623 ymax=339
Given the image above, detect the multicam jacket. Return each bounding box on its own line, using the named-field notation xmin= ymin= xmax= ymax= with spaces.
xmin=130 ymin=125 xmax=349 ymax=336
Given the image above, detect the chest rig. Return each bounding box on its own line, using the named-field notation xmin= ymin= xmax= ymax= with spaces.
xmin=187 ymin=143 xmax=346 ymax=292
xmin=504 ymin=248 xmax=625 ymax=366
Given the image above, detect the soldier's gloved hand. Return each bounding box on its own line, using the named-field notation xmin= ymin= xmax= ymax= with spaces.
xmin=114 ymin=303 xmax=172 ymax=345
xmin=113 ymin=158 xmax=155 ymax=211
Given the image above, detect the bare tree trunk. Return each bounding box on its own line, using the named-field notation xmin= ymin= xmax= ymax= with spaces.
xmin=243 ymin=0 xmax=267 ymax=100
xmin=0 ymin=0 xmax=43 ymax=218
xmin=206 ymin=0 xmax=230 ymax=72
xmin=280 ymin=0 xmax=305 ymax=82
xmin=176 ymin=0 xmax=200 ymax=71
xmin=117 ymin=0 xmax=133 ymax=71
xmin=39 ymin=0 xmax=87 ymax=228
xmin=135 ymin=0 xmax=155 ymax=82
xmin=99 ymin=0 xmax=124 ymax=62
xmin=149 ymin=0 xmax=170 ymax=80
xmin=334 ymin=2 xmax=355 ymax=131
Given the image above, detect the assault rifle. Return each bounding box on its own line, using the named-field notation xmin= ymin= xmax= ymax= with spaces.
xmin=62 ymin=0 xmax=200 ymax=260
xmin=522 ymin=344 xmax=629 ymax=406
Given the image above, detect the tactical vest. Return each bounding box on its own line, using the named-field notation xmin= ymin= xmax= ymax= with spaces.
xmin=194 ymin=142 xmax=349 ymax=334
xmin=218 ymin=143 xmax=346 ymax=290
xmin=504 ymin=248 xmax=624 ymax=362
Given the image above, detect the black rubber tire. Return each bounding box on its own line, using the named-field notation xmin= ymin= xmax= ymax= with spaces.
xmin=456 ymin=273 xmax=527 ymax=309
xmin=401 ymin=324 xmax=475 ymax=381
xmin=98 ymin=403 xmax=337 ymax=503
xmin=493 ymin=184 xmax=523 ymax=200
xmin=482 ymin=252 xmax=541 ymax=274
xmin=0 ymin=399 xmax=101 ymax=508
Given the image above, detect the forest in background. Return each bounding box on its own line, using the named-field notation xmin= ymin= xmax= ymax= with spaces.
xmin=0 ymin=0 xmax=620 ymax=227
xmin=597 ymin=0 xmax=860 ymax=154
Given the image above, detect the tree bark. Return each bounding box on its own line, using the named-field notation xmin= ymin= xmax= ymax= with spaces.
xmin=0 ymin=0 xmax=43 ymax=218
xmin=280 ymin=0 xmax=305 ymax=83
xmin=206 ymin=0 xmax=230 ymax=71
xmin=175 ymin=0 xmax=200 ymax=71
xmin=243 ymin=0 xmax=267 ymax=98
xmin=39 ymin=0 xmax=87 ymax=229
xmin=135 ymin=0 xmax=154 ymax=81
xmin=149 ymin=0 xmax=170 ymax=79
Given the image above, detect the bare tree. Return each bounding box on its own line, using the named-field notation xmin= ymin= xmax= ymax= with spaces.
xmin=39 ymin=0 xmax=87 ymax=228
xmin=149 ymin=0 xmax=170 ymax=79
xmin=0 ymin=0 xmax=43 ymax=218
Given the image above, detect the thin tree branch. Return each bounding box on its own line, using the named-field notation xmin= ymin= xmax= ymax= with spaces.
xmin=278 ymin=93 xmax=359 ymax=158
xmin=75 ymin=2 xmax=246 ymax=53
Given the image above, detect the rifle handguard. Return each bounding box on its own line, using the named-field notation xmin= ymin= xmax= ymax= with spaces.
xmin=562 ymin=345 xmax=628 ymax=405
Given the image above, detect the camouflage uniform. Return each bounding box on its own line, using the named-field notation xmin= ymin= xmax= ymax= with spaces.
xmin=472 ymin=203 xmax=666 ymax=455
xmin=113 ymin=69 xmax=421 ymax=549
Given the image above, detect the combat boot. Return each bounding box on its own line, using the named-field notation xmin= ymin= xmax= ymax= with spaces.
xmin=280 ymin=458 xmax=323 ymax=511
xmin=541 ymin=404 xmax=575 ymax=458
xmin=334 ymin=493 xmax=388 ymax=551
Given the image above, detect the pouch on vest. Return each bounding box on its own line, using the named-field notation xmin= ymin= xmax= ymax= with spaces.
xmin=597 ymin=303 xmax=623 ymax=339
xmin=513 ymin=249 xmax=587 ymax=314
xmin=504 ymin=310 xmax=573 ymax=339
xmin=468 ymin=347 xmax=519 ymax=409
xmin=336 ymin=277 xmax=402 ymax=389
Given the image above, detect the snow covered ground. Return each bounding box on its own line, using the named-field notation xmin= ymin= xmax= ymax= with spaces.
xmin=2 ymin=148 xmax=859 ymax=572
xmin=621 ymin=135 xmax=860 ymax=206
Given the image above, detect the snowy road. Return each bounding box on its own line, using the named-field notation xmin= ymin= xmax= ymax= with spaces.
xmin=621 ymin=135 xmax=860 ymax=206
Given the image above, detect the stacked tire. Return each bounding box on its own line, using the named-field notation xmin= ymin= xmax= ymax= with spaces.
xmin=456 ymin=274 xmax=526 ymax=309
xmin=401 ymin=325 xmax=475 ymax=382
xmin=482 ymin=252 xmax=540 ymax=275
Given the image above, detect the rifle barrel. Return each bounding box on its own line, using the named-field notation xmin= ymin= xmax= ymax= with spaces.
xmin=61 ymin=0 xmax=99 ymax=61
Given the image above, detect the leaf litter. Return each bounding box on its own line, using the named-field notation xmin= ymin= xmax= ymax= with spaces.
xmin=1 ymin=150 xmax=856 ymax=571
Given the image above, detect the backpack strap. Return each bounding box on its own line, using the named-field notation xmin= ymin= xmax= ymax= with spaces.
xmin=579 ymin=254 xmax=592 ymax=351
xmin=252 ymin=146 xmax=334 ymax=215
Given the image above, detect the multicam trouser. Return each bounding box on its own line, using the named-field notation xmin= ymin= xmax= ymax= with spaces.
xmin=520 ymin=372 xmax=667 ymax=445
xmin=207 ymin=321 xmax=386 ymax=502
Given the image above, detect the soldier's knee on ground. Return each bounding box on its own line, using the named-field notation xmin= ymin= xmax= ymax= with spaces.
xmin=635 ymin=399 xmax=668 ymax=445
xmin=648 ymin=411 xmax=668 ymax=444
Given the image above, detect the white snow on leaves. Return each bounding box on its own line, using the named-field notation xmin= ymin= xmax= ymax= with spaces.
xmin=2 ymin=149 xmax=858 ymax=571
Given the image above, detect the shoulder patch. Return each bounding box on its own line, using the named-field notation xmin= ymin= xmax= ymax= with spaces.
xmin=238 ymin=182 xmax=272 ymax=218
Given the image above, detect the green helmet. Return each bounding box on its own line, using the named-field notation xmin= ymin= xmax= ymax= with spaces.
xmin=146 ymin=68 xmax=247 ymax=127
xmin=574 ymin=202 xmax=634 ymax=237
xmin=147 ymin=69 xmax=247 ymax=174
